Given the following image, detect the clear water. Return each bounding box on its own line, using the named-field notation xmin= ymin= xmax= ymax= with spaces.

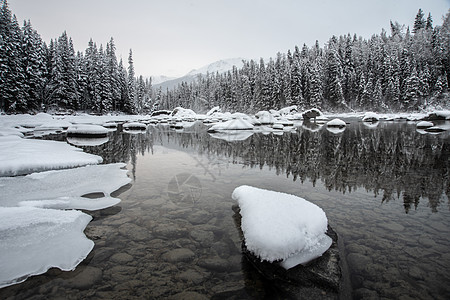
xmin=1 ymin=120 xmax=449 ymax=299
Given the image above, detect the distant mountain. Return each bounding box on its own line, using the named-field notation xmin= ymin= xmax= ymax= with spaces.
xmin=153 ymin=58 xmax=246 ymax=90
xmin=151 ymin=75 xmax=177 ymax=85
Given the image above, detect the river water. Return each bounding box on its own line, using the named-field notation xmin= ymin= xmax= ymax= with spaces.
xmin=0 ymin=119 xmax=449 ymax=299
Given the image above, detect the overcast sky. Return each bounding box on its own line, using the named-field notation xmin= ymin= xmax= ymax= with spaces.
xmin=8 ymin=0 xmax=450 ymax=78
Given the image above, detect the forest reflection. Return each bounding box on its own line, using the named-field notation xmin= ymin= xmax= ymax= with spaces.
xmin=78 ymin=121 xmax=449 ymax=213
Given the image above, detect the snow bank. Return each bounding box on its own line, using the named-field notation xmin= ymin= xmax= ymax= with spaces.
xmin=232 ymin=185 xmax=332 ymax=269
xmin=0 ymin=206 xmax=94 ymax=288
xmin=0 ymin=136 xmax=103 ymax=177
xmin=207 ymin=118 xmax=254 ymax=132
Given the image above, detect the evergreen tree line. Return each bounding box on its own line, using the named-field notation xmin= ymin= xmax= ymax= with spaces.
xmin=159 ymin=9 xmax=450 ymax=113
xmin=0 ymin=0 xmax=152 ymax=114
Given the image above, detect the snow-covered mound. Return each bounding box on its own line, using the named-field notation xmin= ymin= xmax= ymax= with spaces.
xmin=302 ymin=108 xmax=323 ymax=120
xmin=278 ymin=105 xmax=298 ymax=116
xmin=0 ymin=136 xmax=103 ymax=177
xmin=362 ymin=112 xmax=380 ymax=122
xmin=171 ymin=107 xmax=197 ymax=119
xmin=255 ymin=111 xmax=275 ymax=125
xmin=206 ymin=106 xmax=221 ymax=116
xmin=0 ymin=206 xmax=94 ymax=289
xmin=416 ymin=121 xmax=434 ymax=129
xmin=123 ymin=122 xmax=147 ymax=130
xmin=232 ymin=185 xmax=332 ymax=269
xmin=67 ymin=124 xmax=108 ymax=137
xmin=207 ymin=118 xmax=254 ymax=132
xmin=423 ymin=110 xmax=450 ymax=121
xmin=326 ymin=118 xmax=346 ymax=128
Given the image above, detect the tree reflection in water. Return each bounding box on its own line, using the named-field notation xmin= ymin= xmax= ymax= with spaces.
xmin=77 ymin=121 xmax=449 ymax=213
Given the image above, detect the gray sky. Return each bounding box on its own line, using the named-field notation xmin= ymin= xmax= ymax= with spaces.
xmin=8 ymin=0 xmax=450 ymax=78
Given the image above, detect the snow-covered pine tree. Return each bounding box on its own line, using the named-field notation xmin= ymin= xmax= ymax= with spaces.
xmin=413 ymin=9 xmax=425 ymax=33
xmin=117 ymin=58 xmax=128 ymax=112
xmin=0 ymin=1 xmax=27 ymax=112
xmin=21 ymin=20 xmax=45 ymax=111
xmin=106 ymin=37 xmax=120 ymax=111
xmin=126 ymin=49 xmax=136 ymax=114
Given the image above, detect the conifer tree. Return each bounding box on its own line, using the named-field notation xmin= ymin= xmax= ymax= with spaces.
xmin=413 ymin=9 xmax=426 ymax=33
xmin=126 ymin=49 xmax=136 ymax=114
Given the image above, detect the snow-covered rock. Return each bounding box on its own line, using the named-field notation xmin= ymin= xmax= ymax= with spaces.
xmin=67 ymin=124 xmax=108 ymax=137
xmin=171 ymin=107 xmax=197 ymax=119
xmin=207 ymin=118 xmax=254 ymax=132
xmin=123 ymin=122 xmax=147 ymax=130
xmin=422 ymin=110 xmax=450 ymax=121
xmin=206 ymin=106 xmax=221 ymax=116
xmin=255 ymin=111 xmax=275 ymax=125
xmin=362 ymin=112 xmax=380 ymax=122
xmin=278 ymin=105 xmax=298 ymax=116
xmin=232 ymin=185 xmax=332 ymax=269
xmin=326 ymin=118 xmax=346 ymax=128
xmin=302 ymin=108 xmax=322 ymax=121
xmin=416 ymin=121 xmax=434 ymax=129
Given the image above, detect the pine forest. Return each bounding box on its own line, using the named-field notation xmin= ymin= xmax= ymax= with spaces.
xmin=1 ymin=0 xmax=449 ymax=115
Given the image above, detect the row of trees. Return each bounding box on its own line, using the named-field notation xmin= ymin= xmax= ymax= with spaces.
xmin=0 ymin=0 xmax=152 ymax=114
xmin=1 ymin=0 xmax=449 ymax=114
xmin=158 ymin=9 xmax=450 ymax=113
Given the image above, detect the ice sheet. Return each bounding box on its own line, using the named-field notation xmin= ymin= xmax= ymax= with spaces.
xmin=0 ymin=136 xmax=103 ymax=177
xmin=0 ymin=163 xmax=130 ymax=208
xmin=0 ymin=206 xmax=94 ymax=288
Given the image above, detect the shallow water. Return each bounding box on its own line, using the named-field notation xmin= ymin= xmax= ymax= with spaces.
xmin=1 ymin=120 xmax=449 ymax=299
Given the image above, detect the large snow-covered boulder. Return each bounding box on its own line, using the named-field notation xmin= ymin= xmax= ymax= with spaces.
xmin=207 ymin=118 xmax=254 ymax=132
xmin=362 ymin=112 xmax=380 ymax=122
xmin=416 ymin=121 xmax=434 ymax=129
xmin=302 ymin=108 xmax=322 ymax=121
xmin=232 ymin=185 xmax=332 ymax=269
xmin=326 ymin=118 xmax=346 ymax=128
xmin=255 ymin=111 xmax=275 ymax=125
xmin=171 ymin=107 xmax=197 ymax=120
xmin=67 ymin=124 xmax=108 ymax=137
